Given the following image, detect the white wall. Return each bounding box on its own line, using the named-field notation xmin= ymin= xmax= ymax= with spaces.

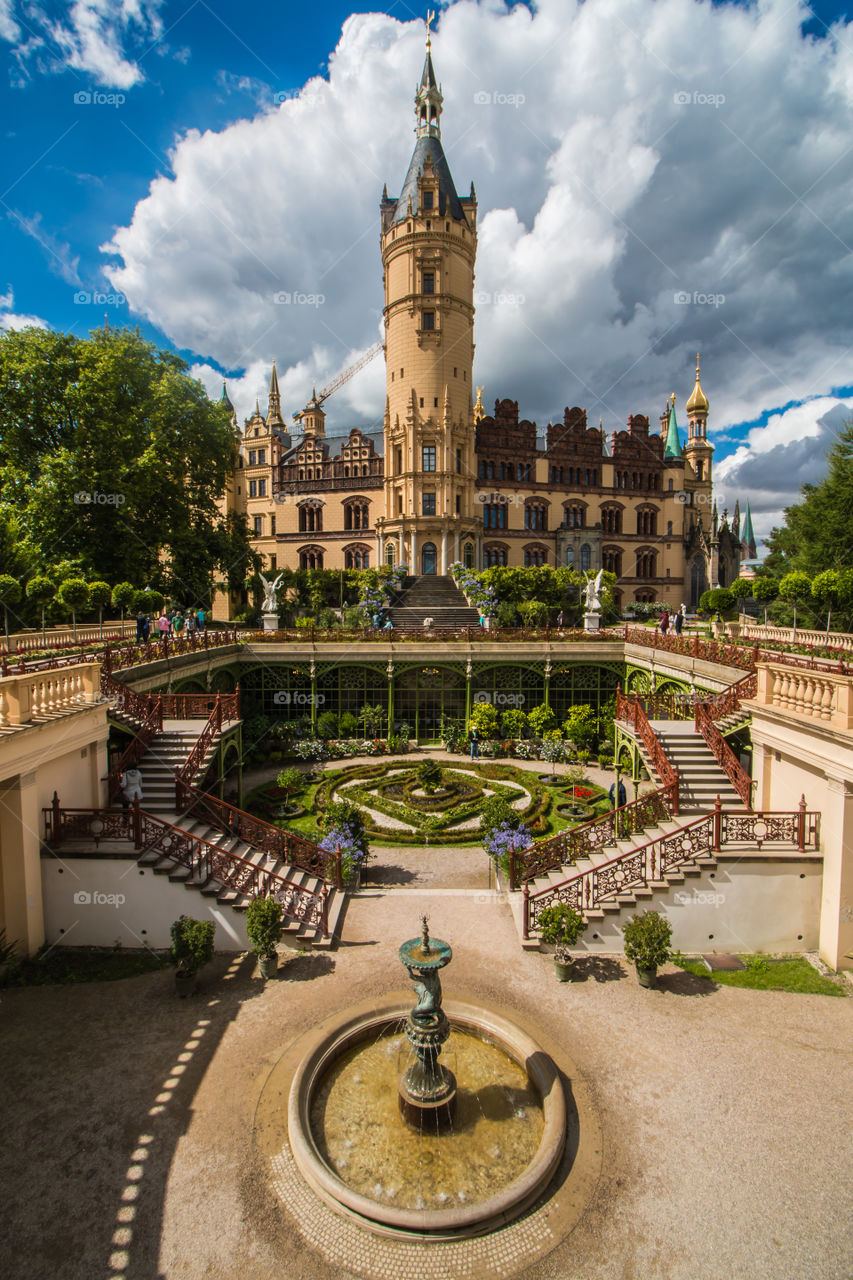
xmin=571 ymin=856 xmax=822 ymax=954
xmin=41 ymin=856 xmax=249 ymax=951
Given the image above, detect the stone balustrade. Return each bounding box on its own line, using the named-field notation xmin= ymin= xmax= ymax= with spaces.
xmin=0 ymin=660 xmax=102 ymax=727
xmin=754 ymin=662 xmax=853 ymax=729
xmin=738 ymin=620 xmax=853 ymax=652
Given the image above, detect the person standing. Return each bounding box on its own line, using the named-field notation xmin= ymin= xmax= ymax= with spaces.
xmin=186 ymin=610 xmax=197 ymax=634
xmin=173 ymin=610 xmax=184 ymax=635
xmin=141 ymin=612 xmax=150 ymax=643
xmin=157 ymin=612 xmax=170 ymax=637
xmin=608 ymin=778 xmax=627 ymax=808
xmin=120 ymin=765 xmax=143 ymax=820
xmin=469 ymin=724 xmax=480 ymax=760
xmin=196 ymin=606 xmax=206 ymax=632
xmin=673 ymin=608 xmax=683 ymax=636
xmin=557 ymin=609 xmax=565 ymax=630
xmin=660 ymin=609 xmax=670 ymax=636
xmin=135 ymin=609 xmax=146 ymax=643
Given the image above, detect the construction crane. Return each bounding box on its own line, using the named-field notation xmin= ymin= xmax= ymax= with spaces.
xmin=291 ymin=340 xmax=385 ymax=422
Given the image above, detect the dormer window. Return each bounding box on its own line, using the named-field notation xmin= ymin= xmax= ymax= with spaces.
xmin=423 ymin=189 xmax=434 ymax=210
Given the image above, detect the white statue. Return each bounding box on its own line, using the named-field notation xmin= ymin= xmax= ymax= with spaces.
xmin=583 ymin=569 xmax=604 ymax=613
xmin=259 ymin=571 xmax=284 ymax=613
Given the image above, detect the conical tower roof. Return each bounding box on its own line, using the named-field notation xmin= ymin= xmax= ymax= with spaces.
xmin=664 ymin=395 xmax=682 ymax=459
xmin=686 ymin=353 xmax=709 ymax=414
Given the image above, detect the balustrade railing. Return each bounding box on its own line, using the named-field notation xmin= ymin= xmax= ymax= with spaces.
xmin=0 ymin=660 xmax=102 ymax=727
xmin=522 ymin=797 xmax=819 ymax=937
xmin=43 ymin=796 xmax=330 ymax=936
xmin=755 ymin=662 xmax=853 ymax=729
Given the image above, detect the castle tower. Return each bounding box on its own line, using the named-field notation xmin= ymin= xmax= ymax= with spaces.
xmin=266 ymin=361 xmax=286 ymax=429
xmin=684 ymin=353 xmax=713 ymax=485
xmin=376 ymin=28 xmax=478 ymax=575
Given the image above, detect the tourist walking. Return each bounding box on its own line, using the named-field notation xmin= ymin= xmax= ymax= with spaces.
xmin=660 ymin=609 xmax=670 ymax=636
xmin=469 ymin=724 xmax=480 ymax=760
xmin=157 ymin=612 xmax=170 ymax=637
xmin=186 ymin=610 xmax=197 ymax=634
xmin=673 ymin=608 xmax=683 ymax=636
xmin=141 ymin=612 xmax=150 ymax=643
xmin=557 ymin=609 xmax=564 ymax=630
xmin=608 ymin=777 xmax=627 ymax=809
xmin=196 ymin=606 xmax=206 ymax=632
xmin=135 ymin=609 xmax=146 ymax=643
xmin=173 ymin=610 xmax=185 ymax=635
xmin=120 ymin=765 xmax=143 ymax=819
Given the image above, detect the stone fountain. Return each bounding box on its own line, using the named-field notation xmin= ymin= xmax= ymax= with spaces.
xmin=397 ymin=915 xmax=455 ymax=1130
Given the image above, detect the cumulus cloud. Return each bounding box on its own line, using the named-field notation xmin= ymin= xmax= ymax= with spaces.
xmin=0 ymin=286 xmax=47 ymax=330
xmin=3 ymin=0 xmax=164 ymax=88
xmin=101 ymin=0 xmax=853 ymax=465
xmin=715 ymin=398 xmax=853 ymax=545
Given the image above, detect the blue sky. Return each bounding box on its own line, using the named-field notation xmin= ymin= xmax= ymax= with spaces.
xmin=2 ymin=0 xmax=853 ymax=543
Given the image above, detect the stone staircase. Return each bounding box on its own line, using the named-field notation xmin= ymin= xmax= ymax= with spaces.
xmin=509 ymin=811 xmax=719 ymax=948
xmin=131 ymin=720 xmax=343 ymax=947
xmin=389 ymin=575 xmax=481 ymax=628
xmin=644 ymin=722 xmax=744 ymax=811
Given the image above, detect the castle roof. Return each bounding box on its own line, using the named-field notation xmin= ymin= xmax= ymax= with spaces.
xmin=391 ymin=135 xmax=466 ymax=223
xmin=664 ymin=397 xmax=682 ymax=459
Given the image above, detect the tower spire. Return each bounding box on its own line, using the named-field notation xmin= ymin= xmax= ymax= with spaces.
xmin=415 ymin=14 xmax=443 ymax=138
xmin=267 ymin=361 xmax=285 ymax=428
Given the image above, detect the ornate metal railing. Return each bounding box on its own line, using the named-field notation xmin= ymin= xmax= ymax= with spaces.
xmin=172 ymin=695 xmax=239 ymax=807
xmin=175 ymin=781 xmax=339 ymax=888
xmin=522 ymin=797 xmax=819 ymax=937
xmin=615 ymin=686 xmax=680 ymax=806
xmin=624 ymin=624 xmax=851 ymax=676
xmin=695 ymin=698 xmax=754 ymax=808
xmin=509 ymin=781 xmax=678 ymax=888
xmin=106 ymin=694 xmax=164 ymax=803
xmin=43 ymin=797 xmax=330 ymax=936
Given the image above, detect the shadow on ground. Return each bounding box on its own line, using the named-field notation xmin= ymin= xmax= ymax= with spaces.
xmin=364 ymin=865 xmax=419 ymax=886
xmin=572 ymin=956 xmax=626 ymax=984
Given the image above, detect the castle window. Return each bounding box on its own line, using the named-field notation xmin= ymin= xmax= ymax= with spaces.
xmin=386 ymin=543 xmax=396 ymax=567
xmin=636 ymin=550 xmax=657 ymax=579
xmin=271 ymin=516 xmax=276 ymax=535
xmin=248 ymin=450 xmax=257 ymax=465
xmin=423 ymin=311 xmax=435 ymax=330
xmin=423 ymin=445 xmax=436 ymax=471
xmin=601 ymin=506 xmax=622 ymax=534
xmin=464 ymin=542 xmax=474 ymax=568
xmin=298 ymin=504 xmax=323 ymax=533
xmin=580 ymin=543 xmax=591 ymax=571
xmin=249 ymin=480 xmax=257 ymax=498
xmin=423 ymin=492 xmax=436 ymax=516
xmin=456 ymin=494 xmax=461 ymax=514
xmin=258 ymin=478 xmax=266 ymax=497
xmin=269 ymin=555 xmax=276 ymax=570
xmin=345 ymin=546 xmax=370 ymax=569
xmin=253 ymin=516 xmax=263 ymax=536
xmin=397 ymin=493 xmax=403 ymax=514
xmin=566 ymin=547 xmax=575 ymax=566
xmin=637 ymin=509 xmax=657 ymax=536
xmin=423 ymin=190 xmax=434 ymax=210
xmin=299 ymin=548 xmax=324 ymax=570
xmin=483 ymin=504 xmax=507 ymax=530
xmin=484 ymin=544 xmax=508 ymax=567
xmin=456 ymin=448 xmax=462 ymax=473
xmin=697 ymin=460 xmax=704 ymax=480
xmin=479 ymin=461 xmax=486 ymax=479
xmin=258 ymin=449 xmax=265 ymax=465
xmin=524 ymin=546 xmax=547 ymax=567
xmin=434 ymin=397 xmax=438 ymax=408
xmin=395 ymin=446 xmax=402 ymax=474
xmin=667 ymin=520 xmax=672 ymax=535
xmin=423 ymin=271 xmax=434 ymax=293
xmin=603 ymin=548 xmax=622 ymax=575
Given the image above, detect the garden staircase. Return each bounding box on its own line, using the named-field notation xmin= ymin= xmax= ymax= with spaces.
xmin=389 ymin=576 xmax=480 ymax=629
xmin=636 ymin=723 xmax=744 ymax=811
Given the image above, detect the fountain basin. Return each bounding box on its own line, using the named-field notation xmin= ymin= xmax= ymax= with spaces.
xmin=288 ymin=999 xmax=567 ymax=1238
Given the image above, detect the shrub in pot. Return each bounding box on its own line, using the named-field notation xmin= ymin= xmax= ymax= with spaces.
xmin=621 ymin=910 xmax=673 ymax=988
xmin=537 ymin=903 xmax=586 ymax=981
xmin=245 ymin=895 xmax=283 ymax=978
xmin=170 ymin=915 xmax=215 ymax=996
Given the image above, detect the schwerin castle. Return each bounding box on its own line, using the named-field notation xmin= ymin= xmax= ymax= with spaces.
xmin=214 ymin=40 xmax=755 ymax=619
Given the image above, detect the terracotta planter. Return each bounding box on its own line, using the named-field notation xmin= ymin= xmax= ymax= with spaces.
xmin=635 ymin=963 xmax=658 ymax=989
xmin=259 ymin=952 xmax=279 ymax=980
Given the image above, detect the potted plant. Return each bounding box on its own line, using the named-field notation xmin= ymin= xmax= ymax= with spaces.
xmin=537 ymin=903 xmax=586 ymax=981
xmin=245 ymin=895 xmax=283 ymax=979
xmin=170 ymin=914 xmax=215 ymax=996
xmin=621 ymin=910 xmax=673 ymax=988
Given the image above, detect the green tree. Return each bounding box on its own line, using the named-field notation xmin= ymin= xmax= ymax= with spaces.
xmin=562 ymin=704 xmax=598 ymax=751
xmin=469 ymin=699 xmax=500 ymax=737
xmin=699 ymin=587 xmax=734 ymax=615
xmin=810 ymin=568 xmax=853 ymax=633
xmin=87 ymin=581 xmax=112 ymax=638
xmin=731 ymin=577 xmax=754 ymax=603
xmin=751 ymin=575 xmax=779 ymax=625
xmin=778 ymin=571 xmax=812 ymax=632
xmin=56 ymin=577 xmax=89 ymax=640
xmin=111 ymin=581 xmax=135 ymax=629
xmin=0 ymin=574 xmax=22 ymax=646
xmin=527 ymin=702 xmax=556 ymax=737
xmin=26 ymin=575 xmax=54 ymax=643
xmin=0 ymin=325 xmax=249 ymax=594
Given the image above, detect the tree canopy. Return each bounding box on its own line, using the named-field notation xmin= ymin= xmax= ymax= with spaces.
xmin=763 ymin=418 xmax=853 ymax=576
xmin=0 ymin=325 xmax=258 ymax=602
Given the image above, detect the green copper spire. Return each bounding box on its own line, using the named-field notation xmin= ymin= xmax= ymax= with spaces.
xmin=664 ymin=394 xmax=682 ymax=459
xmin=741 ymin=500 xmax=757 ymax=558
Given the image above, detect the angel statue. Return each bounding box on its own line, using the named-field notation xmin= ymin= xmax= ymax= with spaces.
xmin=583 ymin=568 xmax=604 ymax=613
xmin=259 ymin=571 xmax=284 ymax=614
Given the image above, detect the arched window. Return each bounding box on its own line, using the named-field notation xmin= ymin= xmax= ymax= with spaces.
xmin=421 ymin=542 xmax=438 ymax=575
xmin=385 ymin=543 xmax=396 ymax=567
xmin=523 ymin=545 xmax=548 ymax=567
xmin=603 ymin=547 xmax=622 ymax=575
xmin=580 ymin=543 xmax=591 ymax=571
xmin=299 ymin=547 xmax=324 ymax=570
xmin=344 ymin=545 xmax=370 ymax=569
xmin=566 ymin=547 xmax=575 ymax=567
xmin=484 ymin=543 xmax=508 ymax=567
xmin=298 ymin=502 xmax=323 ymax=533
xmin=525 ymin=503 xmax=548 ymax=532
xmin=344 ymin=500 xmax=370 ymax=531
xmin=464 ymin=542 xmax=474 ymax=569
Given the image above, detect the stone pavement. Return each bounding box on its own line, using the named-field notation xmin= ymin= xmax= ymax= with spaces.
xmin=1 ymin=864 xmax=852 ymax=1280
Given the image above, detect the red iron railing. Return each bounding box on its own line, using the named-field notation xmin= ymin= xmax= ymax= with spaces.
xmin=522 ymin=797 xmax=818 ymax=937
xmin=44 ymin=796 xmax=331 ymax=936
xmin=615 ymin=685 xmax=680 ymax=808
xmin=695 ymin=699 xmax=754 ymax=808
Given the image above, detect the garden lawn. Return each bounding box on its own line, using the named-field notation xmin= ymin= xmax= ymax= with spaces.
xmin=674 ymin=955 xmax=847 ymax=997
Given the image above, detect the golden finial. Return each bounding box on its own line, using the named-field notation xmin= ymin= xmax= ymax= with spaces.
xmin=474 ymin=385 xmax=485 ymax=423
xmin=670 ymin=392 xmax=676 ymax=405
xmin=426 ymin=9 xmax=435 ymax=49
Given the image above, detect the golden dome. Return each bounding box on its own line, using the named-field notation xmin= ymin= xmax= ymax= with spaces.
xmin=686 ymin=353 xmax=709 ymax=414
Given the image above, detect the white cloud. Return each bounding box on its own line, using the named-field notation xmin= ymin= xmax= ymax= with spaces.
xmin=0 ymin=287 xmax=47 ymax=330
xmin=101 ymin=0 xmax=853 ymax=458
xmin=715 ymin=398 xmax=853 ymax=543
xmin=3 ymin=0 xmax=164 ymax=88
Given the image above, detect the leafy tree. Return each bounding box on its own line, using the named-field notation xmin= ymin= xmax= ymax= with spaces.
xmin=751 ymin=575 xmax=779 ymax=625
xmin=517 ymin=599 xmax=548 ymax=626
xmin=778 ymin=571 xmax=812 ymax=632
xmin=56 ymin=577 xmax=89 ymax=639
xmin=730 ymin=577 xmax=754 ymax=601
xmin=26 ymin=575 xmax=54 ymax=642
xmin=87 ymin=581 xmax=112 ymax=637
xmin=0 ymin=574 xmax=22 ymax=645
xmin=699 ymin=587 xmax=734 ymax=615
xmin=0 ymin=325 xmax=249 ymax=594
xmin=500 ymin=707 xmax=527 ymax=738
xmin=469 ymin=699 xmax=500 ymax=737
xmin=111 ymin=581 xmax=135 ymax=627
xmin=527 ymin=702 xmax=556 ymax=737
xmin=810 ymin=568 xmax=853 ymax=633
xmin=562 ymin=704 xmax=598 ymax=751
